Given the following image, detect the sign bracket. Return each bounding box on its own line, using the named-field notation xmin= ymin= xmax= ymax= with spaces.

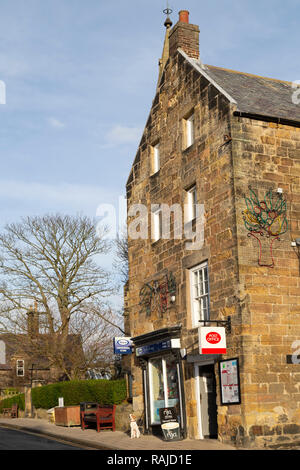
xmin=198 ymin=316 xmax=231 ymax=334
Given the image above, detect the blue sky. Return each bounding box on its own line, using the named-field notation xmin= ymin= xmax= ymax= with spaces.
xmin=0 ymin=0 xmax=300 ymax=267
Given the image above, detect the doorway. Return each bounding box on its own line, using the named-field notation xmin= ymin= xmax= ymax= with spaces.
xmin=148 ymin=355 xmax=181 ymax=425
xmin=195 ymin=363 xmax=218 ymax=439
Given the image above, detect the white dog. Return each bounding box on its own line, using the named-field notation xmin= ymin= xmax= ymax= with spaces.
xmin=130 ymin=414 xmax=140 ymax=439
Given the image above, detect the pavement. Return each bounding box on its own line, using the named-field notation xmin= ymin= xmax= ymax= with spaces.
xmin=0 ymin=417 xmax=236 ymax=451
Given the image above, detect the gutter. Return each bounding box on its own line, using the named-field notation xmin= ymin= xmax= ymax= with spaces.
xmin=233 ymin=110 xmax=300 ymax=128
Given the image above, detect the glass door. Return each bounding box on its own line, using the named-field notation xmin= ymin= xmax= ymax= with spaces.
xmin=149 ymin=356 xmax=180 ymax=425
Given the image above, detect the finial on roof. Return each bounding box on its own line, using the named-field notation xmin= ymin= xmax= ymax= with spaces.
xmin=157 ymin=3 xmax=173 ymax=91
xmin=163 ymin=2 xmax=173 ymax=29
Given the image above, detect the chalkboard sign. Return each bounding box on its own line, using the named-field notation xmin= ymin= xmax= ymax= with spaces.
xmin=159 ymin=407 xmax=181 ymax=441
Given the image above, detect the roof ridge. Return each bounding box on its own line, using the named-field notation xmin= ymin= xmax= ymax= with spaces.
xmin=205 ymin=64 xmax=293 ymax=86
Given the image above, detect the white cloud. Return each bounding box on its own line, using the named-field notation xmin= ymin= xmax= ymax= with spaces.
xmin=48 ymin=117 xmax=65 ymax=129
xmin=105 ymin=125 xmax=142 ymax=146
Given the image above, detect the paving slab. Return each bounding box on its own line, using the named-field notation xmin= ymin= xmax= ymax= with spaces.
xmin=0 ymin=417 xmax=236 ymax=450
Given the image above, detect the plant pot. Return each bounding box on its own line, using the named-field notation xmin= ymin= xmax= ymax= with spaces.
xmin=54 ymin=406 xmax=80 ymax=426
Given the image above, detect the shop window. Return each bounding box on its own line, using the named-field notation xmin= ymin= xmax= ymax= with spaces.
xmin=16 ymin=359 xmax=25 ymax=377
xmin=189 ymin=262 xmax=210 ymax=327
xmin=148 ymin=356 xmax=180 ymax=425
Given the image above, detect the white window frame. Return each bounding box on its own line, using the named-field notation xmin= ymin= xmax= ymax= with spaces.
xmin=186 ymin=185 xmax=197 ymax=222
xmin=148 ymin=356 xmax=182 ymax=426
xmin=16 ymin=359 xmax=25 ymax=377
xmin=189 ymin=262 xmax=210 ymax=328
xmin=151 ymin=205 xmax=162 ymax=242
xmin=148 ymin=358 xmax=167 ymax=425
xmin=185 ymin=113 xmax=194 ymax=148
xmin=151 ymin=143 xmax=160 ymax=175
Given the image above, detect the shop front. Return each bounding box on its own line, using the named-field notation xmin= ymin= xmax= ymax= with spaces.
xmin=132 ymin=326 xmax=187 ymax=439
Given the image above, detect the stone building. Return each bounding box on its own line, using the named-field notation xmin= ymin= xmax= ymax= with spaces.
xmin=125 ymin=10 xmax=300 ymax=447
xmin=0 ymin=310 xmax=84 ymax=393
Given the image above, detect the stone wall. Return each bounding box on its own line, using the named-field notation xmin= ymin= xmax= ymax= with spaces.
xmin=126 ymin=49 xmax=242 ymax=440
xmin=126 ymin=48 xmax=300 ymax=448
xmin=223 ymin=117 xmax=300 ymax=447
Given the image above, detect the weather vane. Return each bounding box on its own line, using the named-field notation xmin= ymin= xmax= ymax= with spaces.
xmin=163 ymin=0 xmax=173 ymax=17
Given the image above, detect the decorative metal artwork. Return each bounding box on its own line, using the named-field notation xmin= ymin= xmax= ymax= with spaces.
xmin=242 ymin=186 xmax=288 ymax=268
xmin=139 ymin=272 xmax=176 ymax=316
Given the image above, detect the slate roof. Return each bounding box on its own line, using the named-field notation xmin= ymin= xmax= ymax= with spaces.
xmin=181 ymin=49 xmax=300 ymax=124
xmin=206 ymin=65 xmax=300 ymax=123
xmin=0 ymin=333 xmax=84 ymax=369
xmin=127 ymin=50 xmax=300 ymax=186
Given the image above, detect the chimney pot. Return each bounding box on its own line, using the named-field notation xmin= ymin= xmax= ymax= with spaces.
xmin=169 ymin=10 xmax=200 ymax=60
xmin=179 ymin=10 xmax=189 ymax=23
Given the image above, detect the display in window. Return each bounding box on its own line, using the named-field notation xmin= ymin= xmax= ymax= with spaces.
xmin=149 ymin=356 xmax=180 ymax=425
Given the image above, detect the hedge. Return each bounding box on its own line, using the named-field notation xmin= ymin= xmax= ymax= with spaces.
xmin=0 ymin=393 xmax=25 ymax=412
xmin=0 ymin=379 xmax=127 ymax=412
xmin=31 ymin=379 xmax=127 ymax=409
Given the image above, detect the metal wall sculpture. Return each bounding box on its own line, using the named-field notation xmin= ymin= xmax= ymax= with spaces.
xmin=242 ymin=186 xmax=288 ymax=268
xmin=139 ymin=272 xmax=176 ymax=316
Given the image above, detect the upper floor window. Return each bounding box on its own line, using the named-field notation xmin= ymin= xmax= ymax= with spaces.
xmin=151 ymin=143 xmax=160 ymax=175
xmin=185 ymin=185 xmax=197 ymax=222
xmin=189 ymin=262 xmax=210 ymax=327
xmin=183 ymin=112 xmax=195 ymax=149
xmin=16 ymin=359 xmax=25 ymax=377
xmin=151 ymin=205 xmax=162 ymax=242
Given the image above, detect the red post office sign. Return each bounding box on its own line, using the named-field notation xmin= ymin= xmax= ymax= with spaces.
xmin=199 ymin=326 xmax=226 ymax=354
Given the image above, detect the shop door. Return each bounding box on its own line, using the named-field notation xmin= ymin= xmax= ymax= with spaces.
xmin=198 ymin=364 xmax=218 ymax=438
xmin=148 ymin=356 xmax=181 ymax=426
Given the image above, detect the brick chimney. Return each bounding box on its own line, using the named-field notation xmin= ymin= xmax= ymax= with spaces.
xmin=169 ymin=10 xmax=200 ymax=60
xmin=27 ymin=302 xmax=39 ymax=337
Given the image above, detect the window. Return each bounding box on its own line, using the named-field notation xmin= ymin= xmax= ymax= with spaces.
xmin=151 ymin=143 xmax=160 ymax=175
xmin=189 ymin=262 xmax=210 ymax=327
xmin=183 ymin=112 xmax=194 ymax=149
xmin=186 ymin=114 xmax=194 ymax=147
xmin=151 ymin=205 xmax=162 ymax=242
xmin=16 ymin=359 xmax=25 ymax=377
xmin=148 ymin=356 xmax=180 ymax=425
xmin=186 ymin=185 xmax=197 ymax=222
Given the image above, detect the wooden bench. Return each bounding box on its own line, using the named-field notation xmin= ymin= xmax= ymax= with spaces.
xmin=2 ymin=403 xmax=18 ymax=418
xmin=81 ymin=404 xmax=116 ymax=432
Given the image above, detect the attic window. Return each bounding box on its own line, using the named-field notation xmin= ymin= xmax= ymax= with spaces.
xmin=16 ymin=359 xmax=25 ymax=377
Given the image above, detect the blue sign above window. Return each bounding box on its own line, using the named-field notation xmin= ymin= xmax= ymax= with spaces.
xmin=135 ymin=340 xmax=172 ymax=357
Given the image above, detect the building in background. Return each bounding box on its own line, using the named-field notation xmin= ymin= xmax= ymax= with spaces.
xmin=125 ymin=9 xmax=300 ymax=447
xmin=0 ymin=309 xmax=84 ymax=393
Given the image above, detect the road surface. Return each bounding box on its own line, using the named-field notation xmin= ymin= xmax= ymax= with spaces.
xmin=0 ymin=426 xmax=85 ymax=450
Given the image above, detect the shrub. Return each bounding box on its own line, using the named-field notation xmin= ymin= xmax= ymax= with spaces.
xmin=31 ymin=379 xmax=127 ymax=410
xmin=0 ymin=393 xmax=25 ymax=412
xmin=0 ymin=379 xmax=127 ymax=412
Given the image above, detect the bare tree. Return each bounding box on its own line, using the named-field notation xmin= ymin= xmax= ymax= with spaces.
xmin=0 ymin=214 xmax=121 ymax=379
xmin=113 ymin=227 xmax=128 ymax=284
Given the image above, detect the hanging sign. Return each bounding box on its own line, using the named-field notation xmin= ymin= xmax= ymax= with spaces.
xmin=159 ymin=407 xmax=181 ymax=441
xmin=199 ymin=326 xmax=226 ymax=354
xmin=113 ymin=337 xmax=133 ymax=355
